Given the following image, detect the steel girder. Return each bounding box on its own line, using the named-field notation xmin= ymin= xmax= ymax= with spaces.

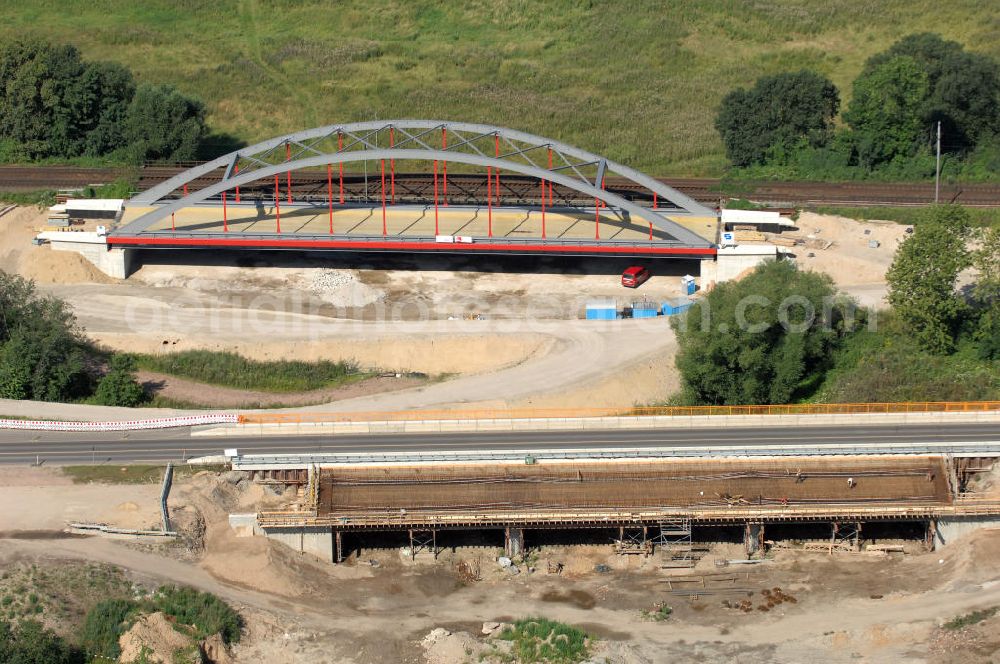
xmin=122 ymin=120 xmax=715 ymax=247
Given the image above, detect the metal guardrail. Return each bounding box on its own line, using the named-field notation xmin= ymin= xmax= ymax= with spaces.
xmin=238 ymin=401 xmax=1000 ymax=425
xmin=231 ymin=442 xmax=1000 ymax=469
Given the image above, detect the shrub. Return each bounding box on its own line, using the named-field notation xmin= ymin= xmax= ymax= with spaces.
xmin=0 ymin=618 xmax=82 ymax=664
xmin=153 ymin=586 xmax=241 ymax=644
xmin=80 ymin=598 xmax=137 ymax=660
xmin=93 ymin=354 xmax=147 ymax=407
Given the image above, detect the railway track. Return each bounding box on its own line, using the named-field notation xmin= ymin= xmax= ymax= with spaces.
xmin=1 ymin=164 xmax=998 ymax=208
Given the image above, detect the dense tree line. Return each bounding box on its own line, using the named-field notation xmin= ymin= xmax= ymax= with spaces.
xmin=0 ymin=271 xmax=145 ymax=405
xmin=715 ymin=34 xmax=1000 ymax=179
xmin=0 ymin=40 xmax=207 ymax=162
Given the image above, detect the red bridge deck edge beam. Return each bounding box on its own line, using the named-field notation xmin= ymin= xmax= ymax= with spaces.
xmin=107 ymin=235 xmax=717 ymax=256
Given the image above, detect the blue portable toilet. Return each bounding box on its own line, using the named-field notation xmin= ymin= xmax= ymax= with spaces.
xmin=661 ymin=297 xmax=693 ymax=316
xmin=631 ymin=301 xmax=659 ymax=319
xmin=681 ymin=275 xmax=697 ymax=295
xmin=585 ymin=300 xmax=617 ymax=320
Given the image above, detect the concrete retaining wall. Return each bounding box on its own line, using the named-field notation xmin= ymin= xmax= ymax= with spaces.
xmin=936 ymin=517 xmax=1000 ymax=547
xmin=261 ymin=526 xmax=333 ymax=561
xmin=700 ymin=245 xmax=778 ymax=285
xmin=42 ymin=232 xmax=133 ymax=278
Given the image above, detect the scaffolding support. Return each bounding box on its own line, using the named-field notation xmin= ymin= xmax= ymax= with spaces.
xmin=408 ymin=528 xmax=438 ymax=560
xmin=657 ymin=518 xmax=694 ymax=568
xmin=614 ymin=525 xmax=652 ymax=556
xmin=830 ymin=521 xmax=862 ymax=553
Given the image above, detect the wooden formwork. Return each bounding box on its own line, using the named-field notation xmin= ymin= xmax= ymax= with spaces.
xmin=314 ymin=456 xmax=951 ymax=518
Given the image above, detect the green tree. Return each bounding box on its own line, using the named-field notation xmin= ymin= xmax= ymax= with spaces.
xmin=0 ymin=39 xmax=207 ymax=162
xmin=886 ymin=205 xmax=971 ymax=354
xmin=972 ymin=225 xmax=1000 ymax=359
xmin=844 ymin=56 xmax=930 ymax=170
xmin=94 ymin=354 xmax=146 ymax=407
xmin=0 ymin=619 xmax=82 ymax=664
xmin=973 ymin=225 xmax=1000 ymax=302
xmin=671 ymin=260 xmax=852 ymax=405
xmin=0 ymin=40 xmax=85 ymax=158
xmin=0 ymin=271 xmax=92 ymax=401
xmin=124 ymin=84 xmax=207 ymax=162
xmin=864 ymin=33 xmax=1000 ymax=152
xmin=715 ymin=70 xmax=839 ymax=167
xmin=75 ymin=61 xmax=135 ymax=157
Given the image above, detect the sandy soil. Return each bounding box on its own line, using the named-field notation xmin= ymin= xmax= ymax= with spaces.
xmin=0 ymin=467 xmax=162 ymax=530
xmin=3 ymin=468 xmax=1000 ymax=663
xmin=0 ymin=205 xmax=113 ymax=284
xmin=789 ymin=211 xmax=910 ymax=290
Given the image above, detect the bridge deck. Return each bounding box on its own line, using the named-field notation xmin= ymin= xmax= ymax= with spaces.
xmin=255 ymin=456 xmax=955 ymax=530
xmin=110 ymin=203 xmax=718 ymax=257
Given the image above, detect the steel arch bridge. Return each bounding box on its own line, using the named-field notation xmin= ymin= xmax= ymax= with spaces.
xmin=114 ymin=120 xmax=718 ymax=257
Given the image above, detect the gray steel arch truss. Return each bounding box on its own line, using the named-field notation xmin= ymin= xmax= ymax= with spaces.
xmin=121 ymin=120 xmax=715 ymax=247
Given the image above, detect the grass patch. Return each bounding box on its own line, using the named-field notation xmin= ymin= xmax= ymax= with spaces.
xmin=810 ymin=205 xmax=1000 ymax=228
xmin=152 ymin=585 xmax=241 ymax=643
xmin=2 ymin=2 xmax=997 ymax=176
xmin=62 ymin=463 xmax=228 ymax=485
xmin=0 ymin=189 xmax=57 ymax=207
xmin=944 ymin=606 xmax=999 ymax=630
xmin=495 ymin=617 xmax=590 ymax=663
xmin=0 ymin=561 xmax=133 ymax=634
xmin=133 ymin=350 xmax=367 ymax=392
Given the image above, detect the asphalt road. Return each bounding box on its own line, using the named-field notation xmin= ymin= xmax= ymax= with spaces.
xmin=0 ymin=423 xmax=998 ymax=465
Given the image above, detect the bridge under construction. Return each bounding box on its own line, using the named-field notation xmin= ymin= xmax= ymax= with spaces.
xmin=247 ymin=453 xmax=1000 ymax=564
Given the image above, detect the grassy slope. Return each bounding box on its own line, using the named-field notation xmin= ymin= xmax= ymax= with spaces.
xmin=1 ymin=1 xmax=996 ymax=175
xmin=132 ymin=350 xmax=366 ymax=392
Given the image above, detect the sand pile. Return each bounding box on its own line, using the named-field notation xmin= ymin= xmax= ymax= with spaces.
xmin=178 ymin=474 xmax=309 ymax=597
xmin=0 ymin=206 xmax=113 ymax=284
xmin=118 ymin=612 xmax=192 ymax=663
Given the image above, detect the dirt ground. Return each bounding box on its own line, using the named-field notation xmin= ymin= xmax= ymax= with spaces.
xmin=135 ymin=370 xmax=430 ymax=409
xmin=0 ymin=205 xmax=931 ymax=413
xmin=2 ymin=467 xmax=1000 ymax=663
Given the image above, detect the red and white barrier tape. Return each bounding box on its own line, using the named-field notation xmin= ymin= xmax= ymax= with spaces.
xmin=0 ymin=414 xmax=238 ymax=431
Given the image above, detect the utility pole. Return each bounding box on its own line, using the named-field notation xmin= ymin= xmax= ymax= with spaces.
xmin=934 ymin=121 xmax=941 ymax=204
